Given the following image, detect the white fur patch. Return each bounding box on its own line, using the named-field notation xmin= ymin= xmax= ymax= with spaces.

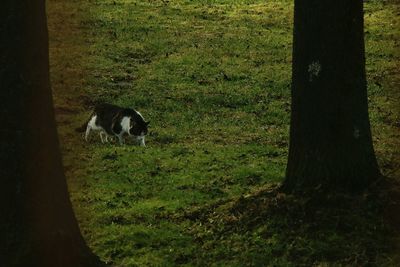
xmin=88 ymin=115 xmax=102 ymax=130
xmin=85 ymin=115 xmax=105 ymax=141
xmin=120 ymin=116 xmax=131 ymax=133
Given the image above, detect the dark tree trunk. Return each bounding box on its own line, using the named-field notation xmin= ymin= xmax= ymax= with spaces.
xmin=284 ymin=0 xmax=381 ymax=192
xmin=0 ymin=1 xmax=103 ymax=266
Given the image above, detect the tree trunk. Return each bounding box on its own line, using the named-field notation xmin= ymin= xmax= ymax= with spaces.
xmin=0 ymin=1 xmax=104 ymax=266
xmin=284 ymin=0 xmax=381 ymax=192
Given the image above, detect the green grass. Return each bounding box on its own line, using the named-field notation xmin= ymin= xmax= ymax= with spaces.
xmin=48 ymin=0 xmax=400 ymax=266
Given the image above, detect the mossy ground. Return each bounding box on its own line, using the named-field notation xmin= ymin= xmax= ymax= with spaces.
xmin=47 ymin=0 xmax=399 ymax=266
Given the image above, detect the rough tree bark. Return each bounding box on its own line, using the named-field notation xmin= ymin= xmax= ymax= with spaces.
xmin=0 ymin=1 xmax=104 ymax=266
xmin=284 ymin=0 xmax=381 ymax=192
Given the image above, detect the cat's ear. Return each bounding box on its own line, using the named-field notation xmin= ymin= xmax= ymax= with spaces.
xmin=146 ymin=121 xmax=150 ymax=125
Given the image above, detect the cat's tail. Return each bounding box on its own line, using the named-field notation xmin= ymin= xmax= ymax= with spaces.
xmin=75 ymin=113 xmax=94 ymax=132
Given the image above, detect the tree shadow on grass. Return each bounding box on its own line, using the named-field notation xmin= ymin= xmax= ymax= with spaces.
xmin=178 ymin=180 xmax=400 ymax=266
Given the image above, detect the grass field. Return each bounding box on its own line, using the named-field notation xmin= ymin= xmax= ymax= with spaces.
xmin=48 ymin=0 xmax=400 ymax=266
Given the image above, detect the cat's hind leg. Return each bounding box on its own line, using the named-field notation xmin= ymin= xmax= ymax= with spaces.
xmin=99 ymin=132 xmax=105 ymax=143
xmin=99 ymin=131 xmax=110 ymax=143
xmin=85 ymin=124 xmax=91 ymax=142
xmin=85 ymin=115 xmax=97 ymax=142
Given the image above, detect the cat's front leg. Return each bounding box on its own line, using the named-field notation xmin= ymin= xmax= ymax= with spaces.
xmin=136 ymin=136 xmax=145 ymax=146
xmin=117 ymin=134 xmax=125 ymax=145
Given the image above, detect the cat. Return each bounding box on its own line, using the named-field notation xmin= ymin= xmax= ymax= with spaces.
xmin=76 ymin=103 xmax=149 ymax=146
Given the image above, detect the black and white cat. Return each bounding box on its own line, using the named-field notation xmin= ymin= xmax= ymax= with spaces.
xmin=76 ymin=103 xmax=149 ymax=146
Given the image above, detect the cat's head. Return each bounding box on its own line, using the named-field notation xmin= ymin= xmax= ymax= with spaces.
xmin=129 ymin=120 xmax=149 ymax=136
xmin=127 ymin=110 xmax=149 ymax=137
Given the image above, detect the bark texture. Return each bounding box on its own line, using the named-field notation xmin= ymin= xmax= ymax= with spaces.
xmin=285 ymin=0 xmax=381 ymax=191
xmin=0 ymin=1 xmax=103 ymax=266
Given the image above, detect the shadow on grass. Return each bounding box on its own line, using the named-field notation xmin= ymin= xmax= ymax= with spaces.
xmin=176 ymin=179 xmax=400 ymax=266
